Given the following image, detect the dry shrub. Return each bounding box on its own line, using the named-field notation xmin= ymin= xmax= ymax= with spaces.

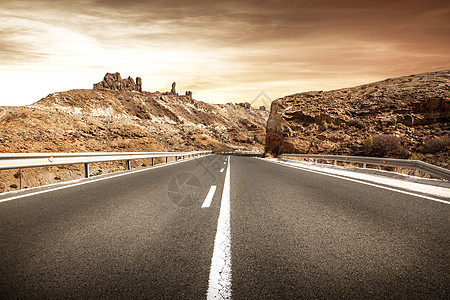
xmin=370 ymin=134 xmax=408 ymax=158
xmin=421 ymin=136 xmax=450 ymax=153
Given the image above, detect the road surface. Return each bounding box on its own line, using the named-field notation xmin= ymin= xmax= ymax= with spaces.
xmin=0 ymin=155 xmax=448 ymax=299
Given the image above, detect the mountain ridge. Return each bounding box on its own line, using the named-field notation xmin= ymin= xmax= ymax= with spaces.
xmin=1 ymin=74 xmax=269 ymax=154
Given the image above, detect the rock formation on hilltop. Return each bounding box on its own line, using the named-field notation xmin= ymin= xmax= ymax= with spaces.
xmin=171 ymin=82 xmax=177 ymax=95
xmin=93 ymin=72 xmax=142 ymax=92
xmin=136 ymin=77 xmax=142 ymax=92
xmin=265 ymin=70 xmax=449 ymax=168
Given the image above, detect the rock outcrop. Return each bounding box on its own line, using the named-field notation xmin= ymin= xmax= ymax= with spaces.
xmin=171 ymin=82 xmax=177 ymax=95
xmin=136 ymin=77 xmax=142 ymax=92
xmin=93 ymin=72 xmax=142 ymax=92
xmin=265 ymin=70 xmax=449 ymax=167
xmin=238 ymin=102 xmax=251 ymax=109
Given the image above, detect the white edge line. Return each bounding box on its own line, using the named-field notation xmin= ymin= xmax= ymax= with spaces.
xmin=0 ymin=155 xmax=211 ymax=203
xmin=207 ymin=155 xmax=232 ymax=299
xmin=202 ymin=185 xmax=217 ymax=208
xmin=261 ymin=159 xmax=450 ymax=205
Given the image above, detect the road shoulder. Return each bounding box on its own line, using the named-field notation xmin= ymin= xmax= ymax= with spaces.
xmin=260 ymin=158 xmax=450 ymax=201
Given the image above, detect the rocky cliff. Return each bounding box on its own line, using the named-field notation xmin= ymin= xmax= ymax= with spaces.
xmin=0 ymin=73 xmax=268 ymax=191
xmin=265 ymin=70 xmax=449 ymax=168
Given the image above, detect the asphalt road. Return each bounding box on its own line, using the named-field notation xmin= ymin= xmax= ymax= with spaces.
xmin=0 ymin=155 xmax=449 ymax=299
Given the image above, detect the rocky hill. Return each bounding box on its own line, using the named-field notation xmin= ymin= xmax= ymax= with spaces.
xmin=1 ymin=72 xmax=268 ymax=153
xmin=0 ymin=72 xmax=268 ymax=191
xmin=265 ymin=70 xmax=449 ymax=168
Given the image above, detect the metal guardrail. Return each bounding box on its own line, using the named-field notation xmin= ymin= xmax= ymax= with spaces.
xmin=0 ymin=151 xmax=212 ymax=179
xmin=280 ymin=154 xmax=450 ymax=181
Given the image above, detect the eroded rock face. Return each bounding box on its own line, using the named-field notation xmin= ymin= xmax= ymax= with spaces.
xmin=94 ymin=72 xmax=142 ymax=92
xmin=265 ymin=70 xmax=450 ymax=161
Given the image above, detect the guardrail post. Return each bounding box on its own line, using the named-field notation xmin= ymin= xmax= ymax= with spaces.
xmin=413 ymin=168 xmax=419 ymax=176
xmin=151 ymin=158 xmax=154 ymax=166
xmin=175 ymin=156 xmax=178 ymax=161
xmin=126 ymin=160 xmax=131 ymax=170
xmin=314 ymin=158 xmax=317 ymax=164
xmin=165 ymin=157 xmax=168 ymax=163
xmin=84 ymin=163 xmax=90 ymax=178
xmin=363 ymin=163 xmax=366 ymax=168
xmin=334 ymin=160 xmax=337 ymax=166
xmin=19 ymin=169 xmax=23 ymax=190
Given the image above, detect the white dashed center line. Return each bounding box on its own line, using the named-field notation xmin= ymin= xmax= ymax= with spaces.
xmin=202 ymin=185 xmax=217 ymax=208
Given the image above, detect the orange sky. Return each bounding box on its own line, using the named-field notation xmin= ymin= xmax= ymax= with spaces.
xmin=0 ymin=0 xmax=449 ymax=107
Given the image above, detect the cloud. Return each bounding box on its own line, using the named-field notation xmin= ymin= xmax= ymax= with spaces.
xmin=0 ymin=0 xmax=449 ymax=106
